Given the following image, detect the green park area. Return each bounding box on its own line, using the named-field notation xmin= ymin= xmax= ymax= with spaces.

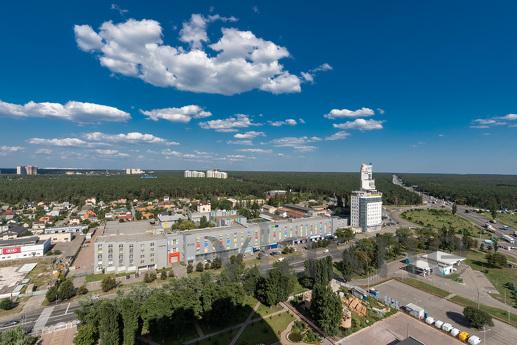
xmin=463 ymin=250 xmax=517 ymax=307
xmin=402 ymin=208 xmax=483 ymax=236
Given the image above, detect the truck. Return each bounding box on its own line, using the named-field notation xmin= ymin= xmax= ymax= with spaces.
xmin=485 ymin=223 xmax=496 ymax=232
xmin=502 ymin=234 xmax=515 ymax=244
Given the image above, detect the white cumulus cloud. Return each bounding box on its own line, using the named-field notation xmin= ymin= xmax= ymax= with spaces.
xmin=0 ymin=100 xmax=130 ymax=123
xmin=73 ymin=16 xmax=310 ymax=95
xmin=470 ymin=113 xmax=517 ymax=128
xmin=28 ymin=138 xmax=87 ymax=147
xmin=268 ymin=118 xmax=298 ymax=127
xmin=95 ymin=149 xmax=129 ymax=158
xmin=84 ymin=131 xmax=178 ymax=145
xmin=325 ymin=131 xmax=350 ymax=141
xmin=271 ymin=136 xmax=320 ymax=152
xmin=233 ymin=131 xmax=265 ymax=139
xmin=0 ymin=146 xmax=23 ymax=155
xmin=324 ymin=107 xmax=375 ymax=119
xmin=140 ymin=105 xmax=211 ymax=123
xmin=333 ymin=119 xmax=383 ymax=131
xmin=200 ymin=114 xmax=259 ymax=132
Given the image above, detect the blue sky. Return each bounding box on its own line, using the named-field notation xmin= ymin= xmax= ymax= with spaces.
xmin=1 ymin=0 xmax=516 ymax=173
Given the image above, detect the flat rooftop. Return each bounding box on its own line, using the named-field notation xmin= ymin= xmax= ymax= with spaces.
xmin=0 ymin=236 xmax=46 ymax=247
xmin=103 ymin=220 xmax=161 ymax=236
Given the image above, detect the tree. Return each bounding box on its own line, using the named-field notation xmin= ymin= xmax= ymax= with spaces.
xmin=335 ymin=228 xmax=355 ymax=244
xmin=486 ymin=252 xmax=507 ymax=268
xmin=211 ymin=257 xmax=222 ymax=269
xmin=160 ymin=270 xmax=167 ymax=280
xmin=98 ymin=301 xmax=119 ymax=345
xmin=144 ymin=271 xmax=157 ymax=283
xmin=119 ymin=298 xmax=140 ymax=345
xmin=74 ymin=323 xmax=97 ymax=345
xmin=57 ymin=279 xmax=76 ymax=300
xmin=186 ymin=263 xmax=194 ymax=274
xmin=311 ymin=284 xmax=342 ymax=336
xmin=243 ymin=266 xmax=262 ymax=295
xmin=257 ymin=263 xmax=295 ymax=306
xmin=199 ymin=216 xmax=211 ymax=228
xmin=0 ymin=326 xmax=37 ymax=345
xmin=304 ymin=256 xmax=333 ymax=288
xmin=196 ymin=262 xmax=204 ymax=272
xmin=490 ymin=208 xmax=497 ymax=220
xmin=46 ymin=285 xmax=59 ymax=303
xmin=463 ymin=306 xmax=493 ymax=329
xmin=101 ymin=276 xmax=117 ymax=292
xmin=452 ymin=203 xmax=457 ymax=215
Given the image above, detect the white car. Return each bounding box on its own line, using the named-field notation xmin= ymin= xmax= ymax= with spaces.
xmin=425 ymin=316 xmax=434 ymax=325
xmin=450 ymin=328 xmax=460 ymax=337
xmin=434 ymin=320 xmax=444 ymax=329
xmin=441 ymin=323 xmax=453 ymax=332
xmin=468 ymin=335 xmax=481 ymax=345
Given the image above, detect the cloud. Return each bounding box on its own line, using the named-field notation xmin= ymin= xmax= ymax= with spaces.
xmin=111 ymin=3 xmax=128 ymax=16
xmin=470 ymin=113 xmax=517 ymax=128
xmin=333 ymin=119 xmax=383 ymax=131
xmin=28 ymin=138 xmax=87 ymax=147
xmin=140 ymin=105 xmax=211 ymax=123
xmin=233 ymin=131 xmax=265 ymax=139
xmin=324 ymin=107 xmax=375 ymax=119
xmin=325 ymin=131 xmax=350 ymax=141
xmin=35 ymin=148 xmax=52 ymax=155
xmin=301 ymin=63 xmax=332 ymax=83
xmin=200 ymin=114 xmax=260 ymax=132
xmin=227 ymin=140 xmax=253 ymax=145
xmin=271 ymin=136 xmax=320 ymax=152
xmin=0 ymin=146 xmax=23 ymax=155
xmin=0 ymin=100 xmax=130 ymax=123
xmin=84 ymin=131 xmax=179 ymax=145
xmin=179 ymin=14 xmax=237 ymax=49
xmin=268 ymin=118 xmax=298 ymax=127
xmin=95 ymin=149 xmax=129 ymax=158
xmin=74 ymin=16 xmax=310 ymax=95
xmin=238 ymin=148 xmax=273 ymax=154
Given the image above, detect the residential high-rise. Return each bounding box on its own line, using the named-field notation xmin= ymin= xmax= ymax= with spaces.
xmin=126 ymin=168 xmax=144 ymax=175
xmin=17 ymin=165 xmax=38 ymax=176
xmin=350 ymin=163 xmax=383 ymax=232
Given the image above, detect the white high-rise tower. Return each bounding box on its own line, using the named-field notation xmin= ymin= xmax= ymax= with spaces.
xmin=351 ymin=163 xmax=383 ymax=232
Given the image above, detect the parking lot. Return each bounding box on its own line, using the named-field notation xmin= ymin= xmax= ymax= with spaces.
xmin=341 ymin=312 xmax=462 ymax=345
xmin=375 ymin=279 xmax=517 ymax=345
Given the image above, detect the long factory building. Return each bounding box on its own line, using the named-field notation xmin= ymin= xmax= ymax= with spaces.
xmin=94 ymin=216 xmax=347 ymax=273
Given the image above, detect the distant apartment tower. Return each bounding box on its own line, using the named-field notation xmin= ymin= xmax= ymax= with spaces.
xmin=17 ymin=165 xmax=38 ymax=176
xmin=184 ymin=170 xmax=206 ymax=178
xmin=206 ymin=169 xmax=228 ymax=179
xmin=350 ymin=163 xmax=383 ymax=232
xmin=126 ymin=168 xmax=144 ymax=175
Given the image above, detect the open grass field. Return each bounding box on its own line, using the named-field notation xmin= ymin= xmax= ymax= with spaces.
xmin=402 ymin=208 xmax=485 ymax=237
xmin=236 ymin=311 xmax=295 ymax=345
xmin=463 ymin=250 xmax=517 ymax=307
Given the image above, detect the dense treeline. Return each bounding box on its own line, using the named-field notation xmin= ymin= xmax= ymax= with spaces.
xmin=399 ymin=173 xmax=517 ymax=209
xmin=0 ymin=171 xmax=421 ymax=205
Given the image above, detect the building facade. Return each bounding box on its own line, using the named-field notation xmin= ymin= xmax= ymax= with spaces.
xmin=0 ymin=237 xmax=50 ymax=261
xmin=16 ymin=165 xmax=38 ymax=176
xmin=94 ymin=215 xmax=344 ymax=271
xmin=350 ymin=163 xmax=383 ymax=232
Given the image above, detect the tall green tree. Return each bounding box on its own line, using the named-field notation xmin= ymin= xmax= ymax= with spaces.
xmin=98 ymin=301 xmax=119 ymax=345
xmin=311 ymin=284 xmax=342 ymax=336
xmin=74 ymin=323 xmax=97 ymax=345
xmin=119 ymin=298 xmax=140 ymax=345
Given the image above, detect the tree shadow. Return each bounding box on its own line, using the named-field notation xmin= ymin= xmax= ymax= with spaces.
xmin=446 ymin=311 xmax=470 ymax=327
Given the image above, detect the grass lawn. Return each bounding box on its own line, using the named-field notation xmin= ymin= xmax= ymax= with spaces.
xmin=484 ymin=212 xmax=517 ymax=229
xmin=26 ymin=261 xmax=54 ymax=288
xmin=402 ymin=209 xmax=485 ymax=237
xmin=236 ymin=311 xmax=295 ymax=345
xmin=449 ymin=295 xmax=517 ymax=327
xmin=395 ymin=277 xmax=450 ymax=298
xmin=256 ymin=302 xmax=283 ymax=318
xmin=85 ymin=272 xmax=128 ymax=282
xmin=196 ymin=329 xmax=237 ymax=345
xmin=463 ymin=250 xmax=517 ymax=307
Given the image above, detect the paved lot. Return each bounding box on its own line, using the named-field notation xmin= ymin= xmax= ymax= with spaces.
xmin=375 ymin=279 xmax=517 ymax=345
xmin=340 ymin=312 xmax=463 ymax=345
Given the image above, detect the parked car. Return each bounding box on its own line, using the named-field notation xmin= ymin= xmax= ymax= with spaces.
xmin=434 ymin=320 xmax=444 ymax=329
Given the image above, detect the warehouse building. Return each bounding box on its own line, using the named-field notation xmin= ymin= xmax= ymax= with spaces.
xmin=0 ymin=237 xmax=51 ymax=261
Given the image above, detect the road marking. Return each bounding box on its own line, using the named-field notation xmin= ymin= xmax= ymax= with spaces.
xmin=32 ymin=306 xmax=54 ymax=334
xmin=65 ymin=302 xmax=70 ymax=315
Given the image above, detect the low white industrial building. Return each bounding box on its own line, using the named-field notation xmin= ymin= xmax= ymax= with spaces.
xmin=407 ymin=251 xmax=465 ymax=276
xmin=0 ymin=237 xmax=51 ymax=261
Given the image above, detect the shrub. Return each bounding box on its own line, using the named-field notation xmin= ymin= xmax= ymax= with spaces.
xmin=0 ymin=298 xmax=16 ymax=310
xmin=77 ymin=285 xmax=89 ymax=295
xmin=101 ymin=276 xmax=117 ymax=292
xmin=168 ymin=270 xmax=175 ymax=278
xmin=196 ymin=262 xmax=204 ymax=272
xmin=144 ymin=272 xmax=157 ymax=283
xmin=463 ymin=306 xmax=494 ymax=328
xmin=187 ymin=264 xmax=194 ymax=274
xmin=160 ymin=270 xmax=167 ymax=280
xmin=46 ymin=285 xmax=59 ymax=302
xmin=57 ymin=279 xmax=76 ymax=300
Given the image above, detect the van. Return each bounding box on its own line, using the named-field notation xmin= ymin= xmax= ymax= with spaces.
xmin=424 ymin=316 xmax=434 ymax=325
xmin=434 ymin=320 xmax=444 ymax=329
xmin=450 ymin=328 xmax=460 ymax=337
xmin=468 ymin=335 xmax=481 ymax=345
xmin=441 ymin=323 xmax=453 ymax=332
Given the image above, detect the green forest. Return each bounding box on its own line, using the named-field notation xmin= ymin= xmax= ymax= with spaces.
xmin=0 ymin=171 xmax=421 ymax=205
xmin=399 ymin=173 xmax=517 ymax=209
